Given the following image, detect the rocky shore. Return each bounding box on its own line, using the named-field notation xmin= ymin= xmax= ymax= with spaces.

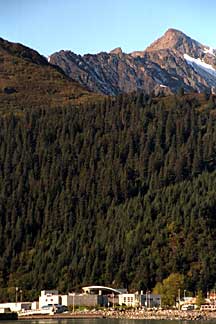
xmin=103 ymin=309 xmax=208 ymax=320
xmin=96 ymin=309 xmax=211 ymax=320
xmin=19 ymin=309 xmax=216 ymax=321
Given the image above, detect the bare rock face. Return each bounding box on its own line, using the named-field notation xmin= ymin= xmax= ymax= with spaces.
xmin=145 ymin=29 xmax=203 ymax=54
xmin=109 ymin=47 xmax=123 ymax=55
xmin=49 ymin=29 xmax=216 ymax=95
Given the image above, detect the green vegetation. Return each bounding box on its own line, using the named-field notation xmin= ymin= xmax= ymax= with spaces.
xmin=196 ymin=290 xmax=206 ymax=308
xmin=153 ymin=273 xmax=184 ymax=307
xmin=0 ymin=91 xmax=216 ymax=302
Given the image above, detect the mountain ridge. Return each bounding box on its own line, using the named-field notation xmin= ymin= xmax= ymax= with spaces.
xmin=49 ymin=29 xmax=216 ymax=95
xmin=0 ymin=37 xmax=103 ymax=112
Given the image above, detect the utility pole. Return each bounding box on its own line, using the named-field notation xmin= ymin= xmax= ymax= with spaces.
xmin=15 ymin=287 xmax=18 ymax=303
xmin=178 ymin=289 xmax=181 ymax=310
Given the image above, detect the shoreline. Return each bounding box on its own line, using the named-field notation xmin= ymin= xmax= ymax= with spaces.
xmin=18 ymin=309 xmax=216 ymax=321
xmin=18 ymin=313 xmax=105 ymax=320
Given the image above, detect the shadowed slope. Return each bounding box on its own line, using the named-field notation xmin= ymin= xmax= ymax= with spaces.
xmin=0 ymin=38 xmax=103 ymax=112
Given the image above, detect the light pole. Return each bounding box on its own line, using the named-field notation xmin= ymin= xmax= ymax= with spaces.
xmin=15 ymin=287 xmax=19 ymax=303
xmin=146 ymin=291 xmax=151 ymax=308
xmin=184 ymin=290 xmax=186 ymax=300
xmin=72 ymin=293 xmax=75 ymax=313
xmin=149 ymin=291 xmax=151 ymax=308
xmin=20 ymin=290 xmax=23 ymax=302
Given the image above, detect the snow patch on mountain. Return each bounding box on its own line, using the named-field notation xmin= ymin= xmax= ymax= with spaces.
xmin=184 ymin=53 xmax=216 ymax=78
xmin=160 ymin=84 xmax=167 ymax=88
xmin=203 ymin=47 xmax=215 ymax=56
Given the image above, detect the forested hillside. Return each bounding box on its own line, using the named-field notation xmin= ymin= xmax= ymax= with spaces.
xmin=0 ymin=92 xmax=216 ymax=301
xmin=0 ymin=37 xmax=102 ymax=112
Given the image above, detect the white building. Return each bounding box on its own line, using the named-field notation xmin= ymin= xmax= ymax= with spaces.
xmin=31 ymin=301 xmax=39 ymax=310
xmin=118 ymin=292 xmax=161 ymax=308
xmin=0 ymin=302 xmax=31 ymax=312
xmin=39 ymin=290 xmax=61 ymax=309
xmin=118 ymin=293 xmax=140 ymax=307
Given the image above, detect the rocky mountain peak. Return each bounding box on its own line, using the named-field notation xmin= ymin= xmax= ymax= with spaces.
xmin=110 ymin=47 xmax=123 ymax=55
xmin=145 ymin=28 xmax=203 ymax=55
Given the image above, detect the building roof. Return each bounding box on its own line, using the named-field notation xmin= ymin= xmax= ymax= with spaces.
xmin=82 ymin=286 xmax=123 ymax=295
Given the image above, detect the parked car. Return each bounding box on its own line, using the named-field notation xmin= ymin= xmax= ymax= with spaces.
xmin=55 ymin=305 xmax=68 ymax=313
xmin=181 ymin=304 xmax=195 ymax=310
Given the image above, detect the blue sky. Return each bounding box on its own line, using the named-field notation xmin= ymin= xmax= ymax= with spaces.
xmin=1 ymin=0 xmax=216 ymax=56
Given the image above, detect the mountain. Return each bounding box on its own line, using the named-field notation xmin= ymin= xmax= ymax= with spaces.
xmin=1 ymin=91 xmax=216 ymax=301
xmin=2 ymin=34 xmax=216 ymax=302
xmin=49 ymin=29 xmax=216 ymax=95
xmin=0 ymin=37 xmax=102 ymax=112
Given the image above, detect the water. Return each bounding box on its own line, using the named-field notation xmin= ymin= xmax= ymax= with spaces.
xmin=2 ymin=319 xmax=216 ymax=324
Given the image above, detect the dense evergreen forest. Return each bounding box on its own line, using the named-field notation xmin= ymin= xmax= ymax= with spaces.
xmin=0 ymin=92 xmax=216 ymax=301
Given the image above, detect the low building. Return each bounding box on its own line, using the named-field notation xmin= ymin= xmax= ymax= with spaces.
xmin=0 ymin=302 xmax=31 ymax=312
xmin=39 ymin=290 xmax=61 ymax=309
xmin=62 ymin=293 xmax=108 ymax=307
xmin=118 ymin=293 xmax=140 ymax=307
xmin=178 ymin=296 xmax=199 ymax=310
xmin=38 ymin=287 xmax=160 ymax=309
xmin=118 ymin=292 xmax=161 ymax=308
xmin=140 ymin=293 xmax=161 ymax=308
